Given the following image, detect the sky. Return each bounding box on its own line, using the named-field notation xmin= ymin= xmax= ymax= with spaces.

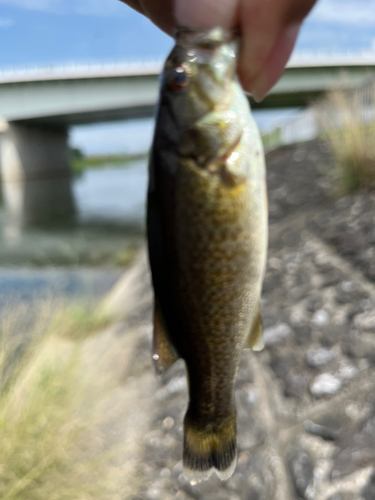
xmin=0 ymin=0 xmax=374 ymax=154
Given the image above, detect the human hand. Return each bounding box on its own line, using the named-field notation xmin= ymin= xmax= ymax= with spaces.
xmin=120 ymin=0 xmax=317 ymax=101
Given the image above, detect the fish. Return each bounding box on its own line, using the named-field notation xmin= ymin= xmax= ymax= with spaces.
xmin=147 ymin=26 xmax=268 ymax=482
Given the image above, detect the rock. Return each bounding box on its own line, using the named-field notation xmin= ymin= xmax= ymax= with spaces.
xmin=226 ymin=473 xmax=247 ymax=496
xmin=310 ymin=373 xmax=342 ymax=397
xmin=336 ymin=362 xmax=359 ymax=381
xmin=282 ymin=230 xmax=301 ymax=248
xmin=293 ymin=148 xmax=306 ymax=162
xmin=320 ymin=324 xmax=349 ymax=348
xmin=235 ymin=354 xmax=254 ymax=386
xmin=146 ymin=479 xmax=172 ymax=499
xmin=269 ymin=354 xmax=296 ymax=378
xmin=347 ymin=302 xmax=366 ymax=320
xmin=237 ymin=426 xmax=265 ymax=451
xmin=342 ymin=336 xmax=367 ymax=359
xmin=331 ymin=417 xmax=375 ymax=478
xmin=312 ymin=309 xmax=330 ymax=327
xmin=200 ymin=493 xmax=241 ymax=500
xmin=172 ymin=461 xmax=183 ymax=478
xmin=335 ymin=281 xmax=368 ymax=304
xmin=187 ymin=474 xmax=236 ymax=497
xmin=306 ymin=348 xmax=337 ymax=368
xmin=175 ymin=492 xmax=189 ymax=500
xmin=285 ymin=373 xmax=309 ymax=399
xmin=305 ymin=296 xmax=323 ymax=313
xmin=288 ymin=450 xmax=315 ymax=499
xmin=263 ymin=323 xmax=292 ymax=346
xmin=155 ymin=377 xmax=188 ymax=401
xmin=160 ymin=467 xmax=172 ymax=478
xmin=304 ymin=416 xmax=342 ymax=441
xmin=294 ymin=323 xmax=312 ymax=345
xmin=327 ymin=493 xmax=355 ymax=500
xmin=162 ymin=416 xmax=175 ymax=431
xmin=355 ymin=311 xmax=375 ymax=331
xmin=361 ymin=471 xmax=375 ymax=500
xmin=321 ymin=268 xmax=344 ymax=287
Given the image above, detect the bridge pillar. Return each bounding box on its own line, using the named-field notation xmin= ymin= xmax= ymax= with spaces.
xmin=0 ymin=122 xmax=75 ymax=228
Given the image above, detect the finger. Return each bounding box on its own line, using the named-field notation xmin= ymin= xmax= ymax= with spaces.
xmin=119 ymin=0 xmax=175 ymax=35
xmin=237 ymin=0 xmax=317 ymax=94
xmin=118 ymin=0 xmax=144 ymax=16
xmin=140 ymin=0 xmax=175 ymax=34
xmin=175 ymin=0 xmax=239 ymax=29
xmin=250 ymin=23 xmax=300 ymax=101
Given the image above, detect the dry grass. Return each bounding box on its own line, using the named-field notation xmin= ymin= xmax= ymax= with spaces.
xmin=0 ymin=300 xmax=147 ymax=500
xmin=314 ymin=84 xmax=375 ymax=194
xmin=48 ymin=304 xmax=110 ymax=341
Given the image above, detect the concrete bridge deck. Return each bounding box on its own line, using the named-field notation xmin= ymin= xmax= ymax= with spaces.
xmin=1 ymin=55 xmax=375 ymax=126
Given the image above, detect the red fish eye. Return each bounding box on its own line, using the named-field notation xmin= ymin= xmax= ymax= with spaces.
xmin=170 ymin=66 xmax=190 ymax=91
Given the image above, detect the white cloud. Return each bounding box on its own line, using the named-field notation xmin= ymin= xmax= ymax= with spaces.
xmin=73 ymin=0 xmax=130 ymax=17
xmin=311 ymin=0 xmax=375 ymax=26
xmin=2 ymin=0 xmax=59 ymax=11
xmin=0 ymin=16 xmax=14 ymax=27
xmin=0 ymin=0 xmax=63 ymax=13
xmin=0 ymin=0 xmax=129 ymax=17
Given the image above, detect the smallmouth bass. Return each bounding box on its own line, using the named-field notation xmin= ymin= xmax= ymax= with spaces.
xmin=147 ymin=27 xmax=268 ymax=481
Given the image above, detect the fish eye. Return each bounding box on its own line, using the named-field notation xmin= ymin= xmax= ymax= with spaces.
xmin=170 ymin=66 xmax=190 ymax=91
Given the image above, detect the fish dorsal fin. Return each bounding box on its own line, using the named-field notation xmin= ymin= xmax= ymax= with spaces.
xmin=152 ymin=299 xmax=179 ymax=374
xmin=246 ymin=304 xmax=264 ymax=352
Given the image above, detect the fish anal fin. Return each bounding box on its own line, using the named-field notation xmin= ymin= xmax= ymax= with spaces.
xmin=152 ymin=300 xmax=179 ymax=374
xmin=246 ymin=305 xmax=264 ymax=352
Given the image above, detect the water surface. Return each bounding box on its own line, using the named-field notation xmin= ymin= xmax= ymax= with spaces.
xmin=0 ymin=159 xmax=148 ymax=306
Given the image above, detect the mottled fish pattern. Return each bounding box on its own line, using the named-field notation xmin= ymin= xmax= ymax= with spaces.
xmin=147 ymin=27 xmax=268 ymax=482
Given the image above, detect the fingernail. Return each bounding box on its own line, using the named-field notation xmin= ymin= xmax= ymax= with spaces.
xmin=251 ymin=73 xmax=268 ymax=103
xmin=250 ymin=23 xmax=301 ymax=102
xmin=175 ymin=0 xmax=237 ymax=28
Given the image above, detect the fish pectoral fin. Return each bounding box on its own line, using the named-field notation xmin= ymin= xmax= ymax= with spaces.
xmin=246 ymin=305 xmax=264 ymax=352
xmin=152 ymin=299 xmax=179 ymax=374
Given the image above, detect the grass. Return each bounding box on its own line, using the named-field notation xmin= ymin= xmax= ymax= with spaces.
xmin=47 ymin=304 xmax=110 ymax=341
xmin=314 ymin=85 xmax=375 ymax=194
xmin=261 ymin=126 xmax=282 ymax=151
xmin=0 ymin=300 xmax=141 ymax=499
xmin=71 ymin=152 xmax=149 ymax=174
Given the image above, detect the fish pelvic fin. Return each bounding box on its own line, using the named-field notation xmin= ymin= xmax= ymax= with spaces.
xmin=152 ymin=299 xmax=179 ymax=374
xmin=183 ymin=413 xmax=237 ymax=482
xmin=246 ymin=304 xmax=264 ymax=352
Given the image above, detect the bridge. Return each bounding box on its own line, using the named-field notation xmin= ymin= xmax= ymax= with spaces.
xmin=1 ymin=54 xmax=375 ymax=126
xmin=0 ymin=53 xmax=374 ymax=226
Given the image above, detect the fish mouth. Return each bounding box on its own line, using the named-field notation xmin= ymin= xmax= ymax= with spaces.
xmin=187 ymin=133 xmax=242 ymax=171
xmin=174 ymin=27 xmax=240 ymax=47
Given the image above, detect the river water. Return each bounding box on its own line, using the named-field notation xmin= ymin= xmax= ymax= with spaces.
xmin=0 ymin=159 xmax=148 ymax=306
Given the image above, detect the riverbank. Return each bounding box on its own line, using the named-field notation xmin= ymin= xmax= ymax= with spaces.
xmin=71 ymin=152 xmax=149 ymax=174
xmin=5 ymin=139 xmax=375 ymax=499
xmin=0 ymin=267 xmax=155 ymax=500
xmin=128 ymin=140 xmax=375 ymax=500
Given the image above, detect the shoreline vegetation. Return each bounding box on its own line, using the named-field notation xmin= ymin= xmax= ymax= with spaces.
xmin=314 ymin=84 xmax=375 ymax=194
xmin=70 ymin=149 xmax=149 ymax=174
xmin=0 ymin=299 xmax=143 ymax=499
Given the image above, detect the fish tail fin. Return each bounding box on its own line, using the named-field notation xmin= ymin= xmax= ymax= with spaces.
xmin=183 ymin=412 xmax=237 ymax=482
